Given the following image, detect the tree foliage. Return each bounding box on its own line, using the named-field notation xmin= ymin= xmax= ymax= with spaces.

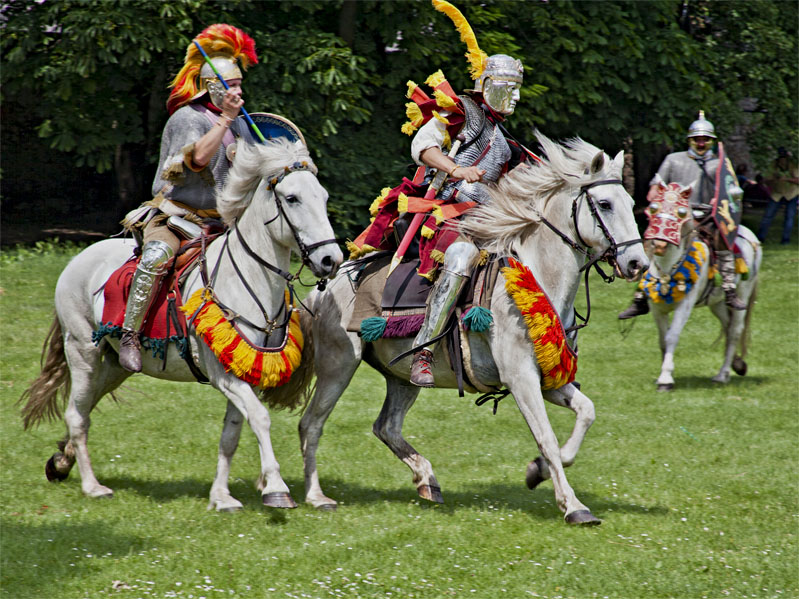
xmin=2 ymin=0 xmax=796 ymax=240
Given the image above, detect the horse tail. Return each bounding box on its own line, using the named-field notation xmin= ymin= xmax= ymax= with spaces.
xmin=18 ymin=314 xmax=71 ymax=430
xmin=739 ymin=280 xmax=758 ymax=359
xmin=259 ymin=305 xmax=316 ymax=412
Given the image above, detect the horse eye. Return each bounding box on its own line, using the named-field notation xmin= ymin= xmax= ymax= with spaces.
xmin=284 ymin=194 xmax=299 ymax=205
xmin=676 ymin=206 xmax=688 ymax=218
xmin=648 ymin=202 xmax=660 ymax=214
xmin=598 ymin=200 xmax=612 ymax=211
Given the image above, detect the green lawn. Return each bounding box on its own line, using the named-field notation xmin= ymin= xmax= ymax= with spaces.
xmin=1 ymin=218 xmax=796 ymax=599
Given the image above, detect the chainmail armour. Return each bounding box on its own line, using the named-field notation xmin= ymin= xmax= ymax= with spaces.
xmin=650 ymin=150 xmax=719 ymax=207
xmin=152 ymin=104 xmax=252 ymax=211
xmin=438 ymin=96 xmax=512 ymax=205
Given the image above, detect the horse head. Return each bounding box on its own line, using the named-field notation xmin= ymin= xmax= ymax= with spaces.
xmin=218 ymin=140 xmax=343 ymax=279
xmin=644 ymin=182 xmax=693 ymax=256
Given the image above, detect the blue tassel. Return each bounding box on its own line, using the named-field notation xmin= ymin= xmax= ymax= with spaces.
xmin=361 ymin=317 xmax=388 ymax=342
xmin=462 ymin=306 xmax=493 ymax=332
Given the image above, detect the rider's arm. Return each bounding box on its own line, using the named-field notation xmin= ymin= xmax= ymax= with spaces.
xmin=411 ymin=117 xmax=484 ymax=183
xmin=191 ymin=88 xmax=244 ymax=168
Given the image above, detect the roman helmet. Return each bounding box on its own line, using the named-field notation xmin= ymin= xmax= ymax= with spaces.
xmin=432 ymin=0 xmax=525 ymax=115
xmin=686 ymin=110 xmax=717 ymax=156
xmin=166 ymin=24 xmax=258 ymax=115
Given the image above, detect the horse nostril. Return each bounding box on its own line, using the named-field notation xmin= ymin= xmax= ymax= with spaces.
xmin=321 ymin=255 xmax=333 ymax=268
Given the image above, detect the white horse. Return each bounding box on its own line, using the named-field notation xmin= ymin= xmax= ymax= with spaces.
xmin=293 ymin=133 xmax=648 ymax=524
xmin=20 ymin=138 xmax=343 ymax=511
xmin=638 ymin=182 xmax=761 ymax=391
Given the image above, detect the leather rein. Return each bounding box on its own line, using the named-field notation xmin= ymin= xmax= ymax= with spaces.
xmin=193 ymin=162 xmax=337 ymax=337
xmin=537 ymin=178 xmax=643 ymax=333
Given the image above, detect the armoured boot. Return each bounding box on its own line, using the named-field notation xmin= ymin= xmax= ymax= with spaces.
xmin=119 ymin=240 xmax=174 ymax=372
xmin=717 ymin=250 xmax=746 ymax=311
xmin=410 ymin=241 xmax=478 ymax=387
xmin=618 ymin=290 xmax=649 ymax=320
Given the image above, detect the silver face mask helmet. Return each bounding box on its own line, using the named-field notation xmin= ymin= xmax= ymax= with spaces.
xmin=200 ymin=56 xmax=243 ymax=109
xmin=686 ymin=111 xmax=717 ymax=156
xmin=477 ymin=54 xmax=524 ymax=115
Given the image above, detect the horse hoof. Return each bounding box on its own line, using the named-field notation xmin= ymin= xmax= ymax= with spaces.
xmin=565 ymin=509 xmax=601 ymax=526
xmin=45 ymin=455 xmax=69 ymax=482
xmin=316 ymin=503 xmax=337 ymax=512
xmin=262 ymin=492 xmax=298 ymax=509
xmin=657 ymin=383 xmax=674 ymax=392
xmin=418 ymin=484 xmax=443 ymax=504
xmin=525 ymin=457 xmax=547 ymax=489
xmin=732 ymin=357 xmax=747 ymax=376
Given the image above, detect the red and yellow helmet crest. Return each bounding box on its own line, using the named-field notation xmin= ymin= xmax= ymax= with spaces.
xmin=167 ymin=24 xmax=258 ymax=115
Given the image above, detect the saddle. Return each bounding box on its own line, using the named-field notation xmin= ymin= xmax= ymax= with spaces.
xmin=345 ymin=252 xmax=504 ymax=396
xmin=92 ymin=225 xmax=224 ymax=375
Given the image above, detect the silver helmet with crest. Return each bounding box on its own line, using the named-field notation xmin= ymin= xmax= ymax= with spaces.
xmin=476 ymin=54 xmax=524 ymax=115
xmin=686 ymin=111 xmax=717 ymax=139
xmin=199 ymin=56 xmax=244 ymax=109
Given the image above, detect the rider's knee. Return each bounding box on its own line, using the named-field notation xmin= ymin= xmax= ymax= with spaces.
xmin=442 ymin=240 xmax=480 ymax=275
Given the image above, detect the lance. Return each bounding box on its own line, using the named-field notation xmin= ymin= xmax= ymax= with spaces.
xmin=192 ymin=40 xmax=267 ymax=144
xmin=387 ymin=138 xmax=463 ymax=276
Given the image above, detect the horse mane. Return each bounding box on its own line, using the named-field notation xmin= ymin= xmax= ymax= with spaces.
xmin=217 ymin=138 xmax=318 ymax=224
xmin=460 ymin=130 xmax=619 ymax=255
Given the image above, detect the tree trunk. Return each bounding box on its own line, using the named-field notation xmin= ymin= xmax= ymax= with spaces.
xmin=338 ymin=0 xmax=357 ymax=47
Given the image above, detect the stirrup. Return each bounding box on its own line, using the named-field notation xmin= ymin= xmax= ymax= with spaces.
xmin=410 ymin=349 xmax=435 ymax=388
xmin=119 ymin=329 xmax=142 ymax=373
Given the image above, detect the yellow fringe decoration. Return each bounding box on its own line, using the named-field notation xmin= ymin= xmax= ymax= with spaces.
xmin=180 ymin=289 xmax=303 ymax=389
xmin=430 ymin=249 xmax=446 ymax=264
xmin=432 ymin=111 xmax=451 ymax=126
xmin=478 ymin=249 xmax=489 ymax=266
xmin=432 ymin=205 xmax=446 ymax=225
xmin=502 ymin=258 xmax=577 ymax=390
xmin=401 ymin=122 xmax=418 ymax=136
xmin=434 ymin=89 xmax=457 ymax=110
xmin=397 ymin=193 xmax=409 ymax=214
xmin=425 ymin=69 xmax=447 ymax=88
xmin=406 ymin=80 xmax=419 ymax=98
xmin=369 ymin=187 xmax=391 ymax=217
xmin=421 ymin=225 xmax=436 ymax=239
xmin=735 ymin=257 xmax=748 ymax=275
xmin=431 ymin=0 xmax=488 ymax=80
xmin=346 ymin=240 xmax=379 ymax=260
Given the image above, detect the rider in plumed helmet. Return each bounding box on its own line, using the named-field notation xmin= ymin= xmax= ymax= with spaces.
xmin=347 ymin=0 xmax=532 ymax=387
xmin=118 ymin=24 xmax=259 ymax=373
xmin=618 ymin=111 xmax=747 ymax=319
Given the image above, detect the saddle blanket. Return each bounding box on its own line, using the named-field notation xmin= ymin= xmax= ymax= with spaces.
xmin=92 ymin=257 xmax=186 ymax=358
xmin=346 ymin=253 xmax=500 ymax=341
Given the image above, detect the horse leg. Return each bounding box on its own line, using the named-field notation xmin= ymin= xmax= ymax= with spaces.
xmin=708 ymin=299 xmax=744 ymax=384
xmin=298 ymin=346 xmax=360 ymax=511
xmin=208 ymin=400 xmax=245 ymax=512
xmin=653 ymin=303 xmax=694 ymax=391
xmin=372 ymin=379 xmax=442 ymax=503
xmin=211 ymin=368 xmax=296 ymax=508
xmin=62 ymin=337 xmax=130 ymax=498
xmin=526 ymin=383 xmax=595 ymax=490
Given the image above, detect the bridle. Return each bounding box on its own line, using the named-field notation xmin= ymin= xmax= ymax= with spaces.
xmin=263 ymin=161 xmax=339 ymax=270
xmin=537 ymin=178 xmax=643 ymax=333
xmin=194 ymin=161 xmax=338 ymax=336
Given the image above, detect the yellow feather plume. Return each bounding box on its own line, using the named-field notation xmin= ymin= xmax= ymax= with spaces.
xmin=431 ymin=0 xmax=487 ymax=80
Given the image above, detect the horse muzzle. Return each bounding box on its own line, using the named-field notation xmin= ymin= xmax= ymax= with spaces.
xmin=306 ymin=243 xmax=343 ymax=279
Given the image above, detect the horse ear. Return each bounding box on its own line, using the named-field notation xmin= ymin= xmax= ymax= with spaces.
xmin=590 ymin=151 xmax=605 ymax=174
xmin=680 ymin=183 xmax=693 ymax=200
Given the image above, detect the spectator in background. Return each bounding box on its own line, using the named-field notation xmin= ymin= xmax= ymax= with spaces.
xmin=757 ymin=147 xmax=799 ymax=245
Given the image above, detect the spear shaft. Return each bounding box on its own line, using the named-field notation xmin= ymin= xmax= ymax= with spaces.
xmin=192 ymin=40 xmax=267 ymax=144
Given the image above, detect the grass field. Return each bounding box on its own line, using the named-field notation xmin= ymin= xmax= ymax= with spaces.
xmin=1 ymin=213 xmax=797 ymax=599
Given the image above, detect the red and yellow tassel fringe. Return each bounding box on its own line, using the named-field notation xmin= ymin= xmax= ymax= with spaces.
xmin=502 ymin=258 xmax=577 ymax=390
xmin=181 ymin=289 xmax=303 ymax=389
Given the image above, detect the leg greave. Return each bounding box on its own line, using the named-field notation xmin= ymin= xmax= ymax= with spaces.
xmin=122 ymin=240 xmax=174 ymax=332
